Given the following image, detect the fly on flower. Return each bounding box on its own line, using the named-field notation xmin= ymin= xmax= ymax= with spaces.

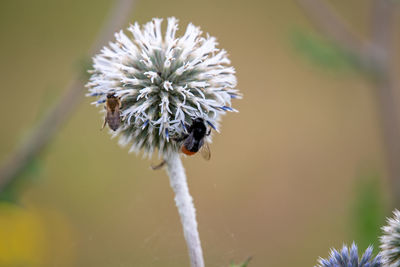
xmin=151 ymin=117 xmax=211 ymax=170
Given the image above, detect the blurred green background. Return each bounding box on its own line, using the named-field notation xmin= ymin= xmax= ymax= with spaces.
xmin=0 ymin=0 xmax=398 ymax=266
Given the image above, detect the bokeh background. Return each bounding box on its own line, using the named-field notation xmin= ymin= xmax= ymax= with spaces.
xmin=0 ymin=0 xmax=399 ymax=266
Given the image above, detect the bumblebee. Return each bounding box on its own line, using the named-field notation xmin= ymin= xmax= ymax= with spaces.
xmin=151 ymin=117 xmax=211 ymax=170
xmin=179 ymin=117 xmax=211 ymax=159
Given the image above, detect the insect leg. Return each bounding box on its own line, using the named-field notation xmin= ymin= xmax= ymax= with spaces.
xmin=173 ymin=133 xmax=189 ymax=142
xmin=101 ymin=117 xmax=107 ymax=131
xmin=185 ymin=123 xmax=191 ymax=131
xmin=151 ymin=160 xmax=166 ymax=170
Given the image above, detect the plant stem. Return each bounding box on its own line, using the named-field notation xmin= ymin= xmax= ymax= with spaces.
xmin=166 ymin=153 xmax=205 ymax=267
xmin=0 ymin=0 xmax=136 ymax=189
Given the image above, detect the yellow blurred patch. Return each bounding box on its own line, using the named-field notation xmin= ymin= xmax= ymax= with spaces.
xmin=0 ymin=203 xmax=46 ymax=266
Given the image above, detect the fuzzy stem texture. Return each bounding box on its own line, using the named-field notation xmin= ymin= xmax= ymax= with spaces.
xmin=166 ymin=153 xmax=204 ymax=267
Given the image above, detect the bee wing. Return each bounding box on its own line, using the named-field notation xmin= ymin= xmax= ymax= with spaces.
xmin=200 ymin=142 xmax=211 ymax=161
xmin=182 ymin=134 xmax=196 ymax=151
xmin=107 ymin=111 xmax=121 ymax=131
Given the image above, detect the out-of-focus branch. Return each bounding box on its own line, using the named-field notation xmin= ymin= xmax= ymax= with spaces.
xmin=296 ymin=0 xmax=400 ymax=204
xmin=370 ymin=0 xmax=395 ymax=70
xmin=295 ymin=0 xmax=371 ymax=65
xmin=369 ymin=0 xmax=400 ymax=204
xmin=0 ymin=0 xmax=136 ymax=190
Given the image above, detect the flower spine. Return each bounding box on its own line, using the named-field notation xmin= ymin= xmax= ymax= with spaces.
xmin=86 ymin=17 xmax=241 ymax=157
xmin=381 ymin=209 xmax=400 ymax=267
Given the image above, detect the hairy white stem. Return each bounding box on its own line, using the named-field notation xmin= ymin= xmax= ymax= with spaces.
xmin=166 ymin=153 xmax=205 ymax=267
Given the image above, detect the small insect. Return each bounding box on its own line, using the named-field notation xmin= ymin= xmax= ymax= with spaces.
xmin=152 ymin=117 xmax=211 ymax=170
xmin=101 ymin=92 xmax=121 ymax=131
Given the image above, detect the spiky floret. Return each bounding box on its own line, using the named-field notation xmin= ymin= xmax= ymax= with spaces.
xmin=316 ymin=243 xmax=382 ymax=267
xmin=380 ymin=210 xmax=400 ymax=266
xmin=86 ymin=17 xmax=241 ymax=157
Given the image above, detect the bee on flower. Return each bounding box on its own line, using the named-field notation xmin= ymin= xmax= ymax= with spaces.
xmin=86 ymin=17 xmax=241 ymax=158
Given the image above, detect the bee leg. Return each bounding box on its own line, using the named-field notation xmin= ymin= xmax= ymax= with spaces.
xmin=151 ymin=160 xmax=166 ymax=170
xmin=173 ymin=134 xmax=189 ymax=142
xmin=100 ymin=118 xmax=107 ymax=131
xmin=206 ymin=129 xmax=211 ymax=136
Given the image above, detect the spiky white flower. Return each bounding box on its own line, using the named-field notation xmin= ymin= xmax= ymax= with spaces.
xmin=316 ymin=243 xmax=382 ymax=267
xmin=380 ymin=209 xmax=400 ymax=267
xmin=86 ymin=17 xmax=241 ymax=157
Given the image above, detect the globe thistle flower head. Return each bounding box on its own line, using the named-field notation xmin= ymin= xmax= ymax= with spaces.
xmin=86 ymin=17 xmax=241 ymax=157
xmin=380 ymin=209 xmax=400 ymax=266
xmin=316 ymin=243 xmax=382 ymax=267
